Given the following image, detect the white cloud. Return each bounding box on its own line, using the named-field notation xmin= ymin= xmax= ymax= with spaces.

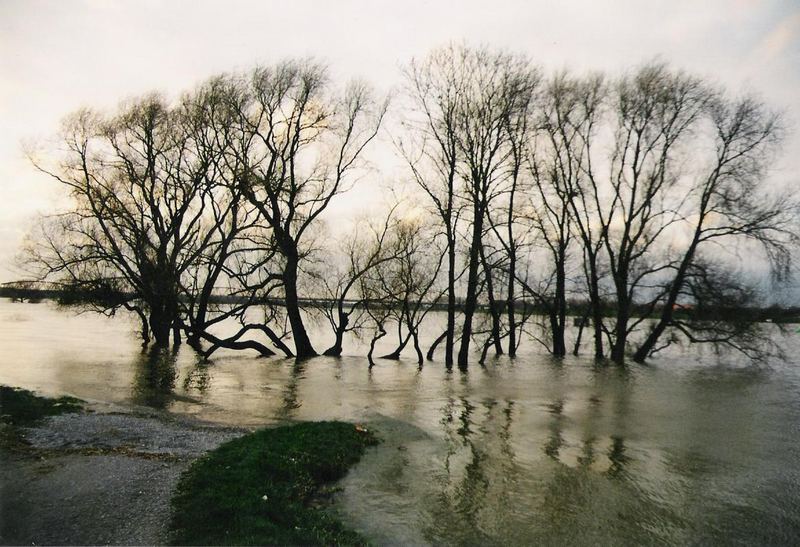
xmin=757 ymin=9 xmax=800 ymax=60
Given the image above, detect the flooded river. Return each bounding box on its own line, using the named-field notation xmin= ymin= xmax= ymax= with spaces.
xmin=1 ymin=298 xmax=799 ymax=545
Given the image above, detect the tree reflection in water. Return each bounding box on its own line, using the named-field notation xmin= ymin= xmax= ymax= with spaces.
xmin=416 ymin=362 xmax=660 ymax=545
xmin=131 ymin=347 xmax=178 ymax=408
xmin=428 ymin=390 xmax=518 ymax=545
xmin=182 ymin=358 xmax=212 ymax=394
xmin=276 ymin=360 xmax=305 ymax=420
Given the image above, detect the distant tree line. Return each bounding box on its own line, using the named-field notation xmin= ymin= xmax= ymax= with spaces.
xmin=22 ymin=46 xmax=798 ymax=367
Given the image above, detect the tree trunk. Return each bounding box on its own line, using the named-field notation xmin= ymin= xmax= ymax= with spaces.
xmin=284 ymin=254 xmax=317 ymax=359
xmin=610 ymin=291 xmax=629 ymax=364
xmin=506 ymin=170 xmax=518 ymax=358
xmin=188 ymin=301 xmax=207 ymax=348
xmin=188 ymin=234 xmax=232 ymax=348
xmin=552 ymin=251 xmax=567 ymax=356
xmin=411 ymin=329 xmax=423 ymax=368
xmin=381 ymin=331 xmax=411 ymax=360
xmin=480 ymin=244 xmax=503 ymax=356
xmin=457 ymin=209 xmax=484 ymax=370
xmin=200 ymin=330 xmax=277 ymax=359
xmin=445 ymin=232 xmax=456 ymax=369
xmin=587 ymin=255 xmax=605 ymax=360
xmin=149 ymin=306 xmax=172 ymax=347
xmin=323 ymin=310 xmax=348 ymax=356
xmin=633 ymin=319 xmax=669 ymax=363
xmin=427 ymin=330 xmax=447 ymax=361
xmin=550 ymin=311 xmax=567 ymax=356
xmin=633 ymin=238 xmax=700 ymax=363
xmin=199 ymin=324 xmax=289 ymax=359
xmin=507 ymin=255 xmax=517 ymax=358
xmin=573 ymin=307 xmax=590 ymax=356
xmin=368 ymin=324 xmax=387 ymax=369
xmin=129 ymin=306 xmax=150 ymax=347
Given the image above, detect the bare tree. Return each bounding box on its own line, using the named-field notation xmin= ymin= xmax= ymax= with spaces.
xmin=521 ymin=74 xmax=581 ymax=355
xmin=320 ymin=205 xmax=405 ymax=356
xmin=400 ymin=47 xmax=464 ymax=369
xmin=597 ymin=63 xmax=711 ymax=363
xmin=178 ymin=77 xmax=293 ymax=358
xmin=632 ymin=92 xmax=795 ymax=361
xmin=492 ymin=84 xmax=535 ymax=357
xmin=27 ymin=95 xmax=214 ymax=346
xmin=176 ymin=80 xmax=257 ymax=348
xmin=558 ymin=73 xmax=609 ymax=359
xmin=219 ymin=61 xmax=387 ymax=359
xmin=643 ymin=257 xmax=773 ymax=359
xmin=373 ymin=214 xmax=444 ymax=366
xmin=402 ymin=45 xmax=538 ymax=369
xmin=452 ymin=48 xmax=538 ymax=369
xmin=23 ymin=51 xmax=795 ymax=369
xmin=513 ymin=71 xmax=609 ymax=358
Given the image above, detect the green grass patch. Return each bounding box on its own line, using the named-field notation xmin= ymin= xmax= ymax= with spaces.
xmin=0 ymin=385 xmax=83 ymax=426
xmin=169 ymin=421 xmax=379 ymax=546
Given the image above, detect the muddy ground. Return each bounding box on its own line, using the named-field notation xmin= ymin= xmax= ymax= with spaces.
xmin=0 ymin=405 xmax=246 ymax=545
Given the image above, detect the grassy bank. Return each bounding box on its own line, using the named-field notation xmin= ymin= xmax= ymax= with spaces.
xmin=0 ymin=385 xmax=82 ymax=427
xmin=169 ymin=421 xmax=378 ymax=546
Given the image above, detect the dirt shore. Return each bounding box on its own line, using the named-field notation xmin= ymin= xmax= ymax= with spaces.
xmin=0 ymin=404 xmax=246 ymax=545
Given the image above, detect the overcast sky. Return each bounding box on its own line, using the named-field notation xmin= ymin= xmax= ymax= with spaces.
xmin=1 ymin=0 xmax=798 ymax=284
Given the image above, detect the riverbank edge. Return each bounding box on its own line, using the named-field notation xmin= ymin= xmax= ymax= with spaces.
xmin=169 ymin=421 xmax=379 ymax=545
xmin=0 ymin=386 xmax=379 ymax=546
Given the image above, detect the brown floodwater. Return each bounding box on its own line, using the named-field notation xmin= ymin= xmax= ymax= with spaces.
xmin=1 ymin=298 xmax=799 ymax=545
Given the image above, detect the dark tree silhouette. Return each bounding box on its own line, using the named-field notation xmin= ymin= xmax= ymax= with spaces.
xmin=633 ymin=92 xmax=795 ymax=361
xmin=403 ymin=45 xmax=538 ymax=369
xmin=321 ymin=204 xmax=406 ymax=357
xmin=217 ymin=61 xmax=387 ymax=359
xmin=401 ymin=47 xmax=465 ymax=369
xmin=28 ymin=96 xmax=216 ymax=346
xmin=599 ymin=63 xmax=711 ymax=363
xmin=21 ymin=51 xmax=795 ymax=367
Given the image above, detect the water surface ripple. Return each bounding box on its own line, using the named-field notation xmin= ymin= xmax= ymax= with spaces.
xmin=2 ymin=300 xmax=799 ymax=545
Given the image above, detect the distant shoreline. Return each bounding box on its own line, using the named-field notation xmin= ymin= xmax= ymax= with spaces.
xmin=2 ymin=288 xmax=799 ymax=324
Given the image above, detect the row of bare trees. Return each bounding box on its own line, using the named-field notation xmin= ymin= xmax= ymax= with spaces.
xmin=401 ymin=46 xmax=795 ymax=368
xmin=24 ymin=46 xmax=797 ymax=367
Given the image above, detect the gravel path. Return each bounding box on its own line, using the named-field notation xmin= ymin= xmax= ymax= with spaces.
xmin=0 ymin=407 xmax=247 ymax=545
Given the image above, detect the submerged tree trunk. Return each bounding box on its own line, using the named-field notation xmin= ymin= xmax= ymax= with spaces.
xmin=587 ymin=255 xmax=605 ymax=360
xmin=633 ymin=316 xmax=670 ymax=363
xmin=410 ymin=327 xmax=424 ymax=368
xmin=283 ymin=253 xmax=317 ymax=359
xmin=188 ymin=273 xmax=214 ymax=348
xmin=573 ymin=307 xmax=591 ymax=356
xmin=323 ymin=311 xmax=349 ymax=357
xmin=199 ymin=323 xmax=292 ymax=359
xmin=610 ymin=287 xmax=629 ymax=364
xmin=445 ymin=233 xmax=456 ymax=369
xmin=124 ymin=303 xmax=150 ymax=347
xmin=367 ymin=324 xmax=387 ymax=369
xmin=141 ymin=317 xmax=151 ymax=348
xmin=480 ymin=244 xmax=504 ymax=357
xmin=633 ymin=235 xmax=701 ymax=363
xmin=427 ymin=330 xmax=448 ymax=361
xmin=550 ymin=311 xmax=566 ymax=357
xmin=457 ymin=209 xmax=485 ymax=370
xmin=381 ymin=333 xmax=411 ymax=360
xmin=506 ymin=256 xmax=517 ymax=358
xmin=149 ymin=305 xmax=173 ymax=347
xmin=551 ymin=249 xmax=567 ymax=357
xmin=505 ymin=146 xmax=521 ymax=358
